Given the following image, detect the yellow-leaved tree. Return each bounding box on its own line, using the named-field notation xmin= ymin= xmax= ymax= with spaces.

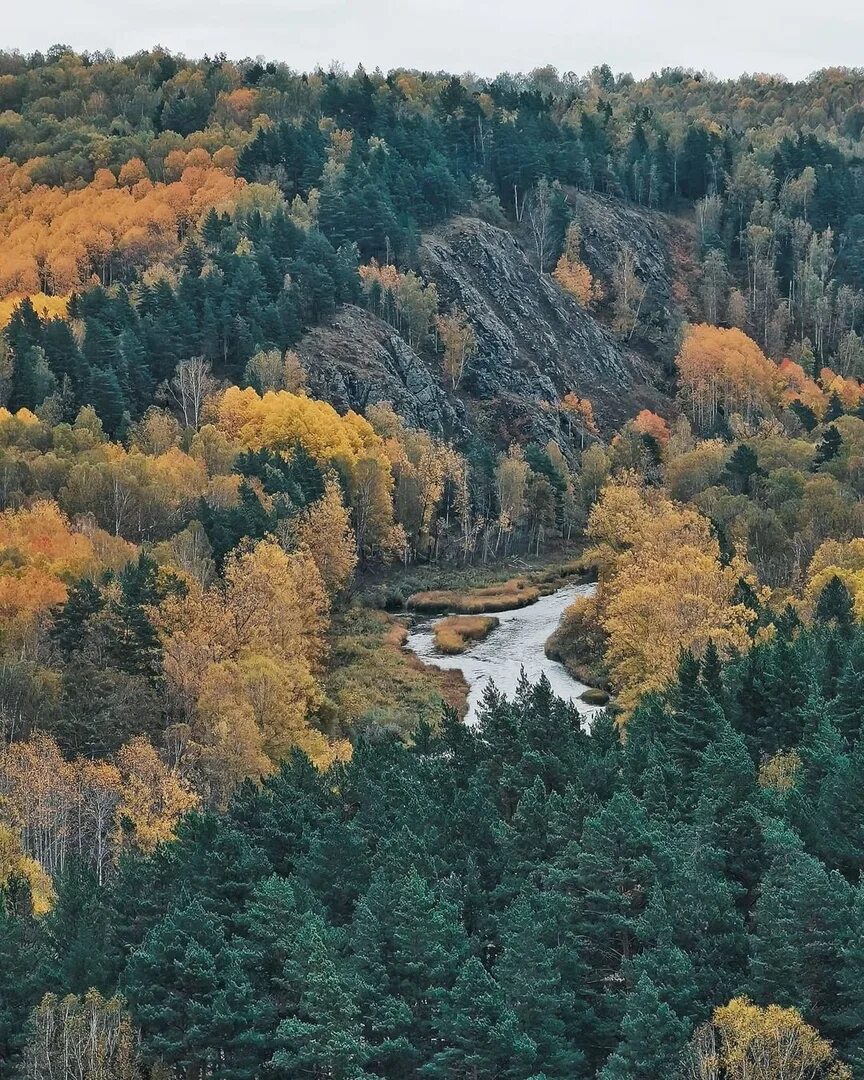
xmin=684 ymin=997 xmax=851 ymax=1079
xmin=156 ymin=537 xmax=348 ymax=805
xmin=584 ymin=474 xmax=755 ymax=713
xmin=296 ymin=475 xmax=358 ymax=596
xmin=805 ymin=538 xmax=864 ymax=619
xmin=212 ymin=387 xmax=403 ymax=557
xmin=0 ymin=500 xmax=133 ymax=651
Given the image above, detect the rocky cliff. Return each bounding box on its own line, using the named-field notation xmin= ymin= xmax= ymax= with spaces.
xmin=295 ymin=306 xmax=464 ymax=436
xmin=295 ymin=196 xmax=683 ymax=446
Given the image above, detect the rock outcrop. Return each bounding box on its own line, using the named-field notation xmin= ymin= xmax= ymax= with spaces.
xmin=295 ymin=202 xmax=678 ymax=447
xmin=295 ymin=306 xmax=464 ymax=436
xmin=417 ymin=215 xmax=668 ymax=437
xmin=568 ymin=190 xmax=679 ymax=326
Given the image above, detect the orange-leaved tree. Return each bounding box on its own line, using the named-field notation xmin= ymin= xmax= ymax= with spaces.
xmin=676 ymin=324 xmax=782 ymax=430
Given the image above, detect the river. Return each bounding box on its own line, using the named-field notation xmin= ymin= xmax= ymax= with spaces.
xmin=404 ymin=581 xmax=601 ymax=726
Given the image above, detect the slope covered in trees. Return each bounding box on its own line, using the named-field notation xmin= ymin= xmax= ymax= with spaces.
xmin=4 ymin=624 xmax=864 ymax=1076
xmin=6 ymin=43 xmax=864 ymax=1079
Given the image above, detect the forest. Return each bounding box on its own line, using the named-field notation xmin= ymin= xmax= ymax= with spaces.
xmin=3 ymin=43 xmax=864 ymax=1077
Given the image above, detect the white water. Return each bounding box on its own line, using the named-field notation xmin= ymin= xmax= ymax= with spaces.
xmin=404 ymin=581 xmax=601 ymax=726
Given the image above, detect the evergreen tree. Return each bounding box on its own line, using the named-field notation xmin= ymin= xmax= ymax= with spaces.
xmin=270 ymin=917 xmax=376 ymax=1080
xmin=700 ymin=639 xmax=725 ymax=706
xmin=495 ymin=890 xmax=589 ymax=1078
xmin=9 ymin=345 xmax=57 ymax=410
xmin=0 ymin=881 xmax=46 ymax=1077
xmin=831 ymin=882 xmax=864 ymax=1069
xmin=815 ymin=575 xmax=855 ymax=633
xmin=748 ymin=839 xmax=852 ymax=1032
xmin=724 ymin=443 xmax=762 ymax=494
xmin=424 ymin=958 xmax=536 ymax=1080
xmin=123 ymin=900 xmax=265 ymax=1076
xmin=830 ymin=634 xmax=864 ymax=742
xmin=814 ymin=424 xmax=843 ymax=465
xmin=599 ymin=973 xmax=691 ymax=1080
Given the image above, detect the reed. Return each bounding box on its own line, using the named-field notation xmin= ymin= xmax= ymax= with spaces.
xmin=433 ymin=615 xmax=499 ymax=654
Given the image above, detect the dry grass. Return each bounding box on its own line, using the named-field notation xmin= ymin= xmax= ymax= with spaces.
xmin=406 ymin=559 xmax=590 ymax=616
xmin=409 ymin=577 xmax=540 ymax=614
xmin=433 ymin=615 xmax=499 ymax=654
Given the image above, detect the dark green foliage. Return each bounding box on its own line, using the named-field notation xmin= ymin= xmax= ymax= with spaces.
xmin=3 ymin=210 xmax=360 ymax=433
xmin=815 ymin=574 xmax=855 ymax=633
xmin=123 ymin=899 xmax=267 ymax=1075
xmin=599 ymin=973 xmax=691 ymax=1079
xmin=199 ymin=480 xmax=277 ymax=568
xmin=723 ymin=443 xmax=762 ymax=495
xmin=10 ymin=624 xmax=864 ymax=1074
xmin=45 ymin=555 xmax=173 ymax=755
xmin=0 ymin=881 xmax=47 ymax=1077
xmin=814 ymin=424 xmax=843 ymax=465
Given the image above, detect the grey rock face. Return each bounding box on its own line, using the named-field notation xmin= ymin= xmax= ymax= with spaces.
xmin=294 ymin=205 xmax=675 ymax=447
xmin=568 ymin=190 xmax=678 ymax=326
xmin=294 ymin=305 xmax=464 ymax=436
xmin=417 ymin=215 xmax=664 ymax=436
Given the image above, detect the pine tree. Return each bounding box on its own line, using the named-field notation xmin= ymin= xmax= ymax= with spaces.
xmin=352 ymin=870 xmax=469 ymax=1075
xmin=631 ymin=889 xmax=700 ymax=1022
xmin=748 ymin=840 xmax=852 ymax=1031
xmin=599 ymin=973 xmax=691 ymax=1079
xmin=814 ymin=424 xmax=843 ymax=465
xmin=424 ymin=957 xmax=536 ymax=1080
xmin=812 ymin=739 xmax=864 ymax=879
xmin=830 ymin=635 xmax=864 ymax=743
xmin=50 ymin=578 xmax=105 ymax=658
xmin=123 ymin=900 xmax=265 ymax=1076
xmin=570 ymin=790 xmax=657 ymax=1056
xmin=826 ymin=392 xmax=845 ymax=421
xmin=9 ymin=345 xmax=57 ymax=410
xmin=0 ymin=881 xmax=46 ymax=1078
xmin=495 ymin=890 xmax=588 ymax=1078
xmin=270 ymin=917 xmax=375 ymax=1080
xmin=831 ymin=882 xmax=864 ymax=1067
xmin=815 ymin=576 xmax=855 ymax=633
xmin=724 ymin=443 xmax=762 ymax=494
xmin=701 ymin=639 xmax=725 ymax=706
xmin=667 ymin=677 xmax=726 ymax=778
xmin=40 ymin=860 xmax=107 ymax=996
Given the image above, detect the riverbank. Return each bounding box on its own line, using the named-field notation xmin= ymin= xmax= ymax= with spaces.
xmin=404 ymin=581 xmax=602 ymax=725
xmin=321 ymin=607 xmax=469 ymax=736
xmin=356 ymin=549 xmax=589 ymax=612
xmin=406 ymin=560 xmax=589 ymax=615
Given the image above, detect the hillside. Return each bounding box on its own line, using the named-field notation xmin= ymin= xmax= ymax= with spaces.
xmin=5 ymin=45 xmax=864 ymax=1080
xmin=296 ymin=203 xmax=677 ymax=445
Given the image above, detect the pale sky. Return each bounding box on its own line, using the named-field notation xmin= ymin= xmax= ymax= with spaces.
xmin=5 ymin=0 xmax=864 ymax=82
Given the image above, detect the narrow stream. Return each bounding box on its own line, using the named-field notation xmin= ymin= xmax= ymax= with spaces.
xmin=404 ymin=582 xmax=601 ymax=726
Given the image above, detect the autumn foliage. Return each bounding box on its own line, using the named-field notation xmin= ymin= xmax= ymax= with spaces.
xmin=0 ymin=499 xmax=133 ymax=648
xmin=0 ymin=152 xmax=277 ymax=298
xmin=213 ymin=386 xmax=402 ymax=555
xmin=676 ymin=324 xmax=782 ymax=429
xmin=583 ymin=474 xmax=754 ymax=712
xmin=0 ymin=732 xmax=197 ymax=886
xmin=156 ymin=537 xmax=348 ymax=805
xmin=630 ymin=409 xmax=671 ymax=446
xmin=553 ymin=223 xmax=603 ymax=308
xmin=687 ymin=997 xmax=851 ymax=1079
